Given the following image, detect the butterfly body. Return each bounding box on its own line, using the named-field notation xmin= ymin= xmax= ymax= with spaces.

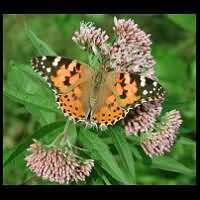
xmin=31 ymin=56 xmax=166 ymax=127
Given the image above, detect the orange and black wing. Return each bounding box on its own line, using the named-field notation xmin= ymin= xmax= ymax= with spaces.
xmin=31 ymin=56 xmax=94 ymax=122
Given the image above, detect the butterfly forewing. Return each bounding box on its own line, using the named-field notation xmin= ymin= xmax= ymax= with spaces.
xmin=31 ymin=56 xmax=84 ymax=94
xmin=31 ymin=56 xmax=94 ymax=122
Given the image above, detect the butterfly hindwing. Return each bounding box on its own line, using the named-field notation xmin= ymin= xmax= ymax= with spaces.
xmin=90 ymin=77 xmax=128 ymax=127
xmin=113 ymin=72 xmax=166 ymax=108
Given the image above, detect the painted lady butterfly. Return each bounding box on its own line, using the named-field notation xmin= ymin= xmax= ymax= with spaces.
xmin=31 ymin=56 xmax=165 ymax=127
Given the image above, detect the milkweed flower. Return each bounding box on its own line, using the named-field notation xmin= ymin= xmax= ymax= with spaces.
xmin=72 ymin=21 xmax=109 ymax=57
xmin=72 ymin=17 xmax=155 ymax=78
xmin=122 ymin=101 xmax=162 ymax=135
xmin=25 ymin=139 xmax=94 ymax=184
xmin=110 ymin=17 xmax=155 ymax=78
xmin=140 ymin=110 xmax=182 ymax=157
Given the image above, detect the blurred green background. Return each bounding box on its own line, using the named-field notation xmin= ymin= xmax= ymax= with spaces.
xmin=3 ymin=14 xmax=196 ymax=185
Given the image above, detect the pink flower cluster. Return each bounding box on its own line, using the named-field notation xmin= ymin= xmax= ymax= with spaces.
xmin=72 ymin=22 xmax=109 ymax=56
xmin=140 ymin=110 xmax=182 ymax=157
xmin=72 ymin=17 xmax=155 ymax=78
xmin=110 ymin=17 xmax=155 ymax=77
xmin=122 ymin=101 xmax=162 ymax=135
xmin=25 ymin=139 xmax=94 ymax=184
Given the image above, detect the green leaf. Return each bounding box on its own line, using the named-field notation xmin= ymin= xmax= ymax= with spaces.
xmin=78 ymin=129 xmax=128 ymax=184
xmin=177 ymin=137 xmax=196 ymax=146
xmin=166 ymin=14 xmax=196 ymax=33
xmin=131 ymin=146 xmax=143 ymax=161
xmin=4 ymin=88 xmax=57 ymax=112
xmin=25 ymin=104 xmax=56 ymax=126
xmin=151 ymin=156 xmax=195 ymax=177
xmin=25 ymin=24 xmax=57 ymax=55
xmin=67 ymin=122 xmax=77 ymax=145
xmin=94 ymin=167 xmax=112 ymax=185
xmin=109 ymin=126 xmax=136 ymax=184
xmin=90 ymin=177 xmax=104 ymax=185
xmin=3 ymin=121 xmax=65 ymax=168
xmin=4 ymin=62 xmax=59 ymax=125
xmin=3 ymin=148 xmax=29 ymax=185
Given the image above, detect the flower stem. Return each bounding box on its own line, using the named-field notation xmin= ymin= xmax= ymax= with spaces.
xmin=47 ymin=132 xmax=64 ymax=148
xmin=47 ymin=120 xmax=70 ymax=148
xmin=60 ymin=120 xmax=71 ymax=148
xmin=71 ymin=144 xmax=89 ymax=152
xmin=62 ymin=120 xmax=70 ymax=140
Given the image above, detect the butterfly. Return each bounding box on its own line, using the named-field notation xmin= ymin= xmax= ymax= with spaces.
xmin=31 ymin=56 xmax=166 ymax=128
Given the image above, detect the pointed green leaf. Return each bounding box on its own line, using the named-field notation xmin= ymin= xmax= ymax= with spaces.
xmin=78 ymin=129 xmax=128 ymax=184
xmin=109 ymin=126 xmax=136 ymax=184
xmin=177 ymin=137 xmax=196 ymax=146
xmin=67 ymin=122 xmax=77 ymax=145
xmin=94 ymin=167 xmax=112 ymax=185
xmin=4 ymin=62 xmax=59 ymax=113
xmin=25 ymin=24 xmax=57 ymax=56
xmin=25 ymin=103 xmax=56 ymax=126
xmin=151 ymin=156 xmax=195 ymax=177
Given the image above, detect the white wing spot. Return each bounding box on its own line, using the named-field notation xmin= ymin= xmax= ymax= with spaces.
xmin=153 ymin=88 xmax=156 ymax=91
xmin=149 ymin=90 xmax=153 ymax=94
xmin=46 ymin=67 xmax=51 ymax=73
xmin=52 ymin=56 xmax=61 ymax=67
xmin=153 ymin=81 xmax=157 ymax=87
xmin=42 ymin=56 xmax=47 ymax=61
xmin=42 ymin=65 xmax=45 ymax=69
xmin=40 ymin=61 xmax=44 ymax=65
xmin=143 ymin=90 xmax=148 ymax=95
xmin=140 ymin=76 xmax=146 ymax=87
